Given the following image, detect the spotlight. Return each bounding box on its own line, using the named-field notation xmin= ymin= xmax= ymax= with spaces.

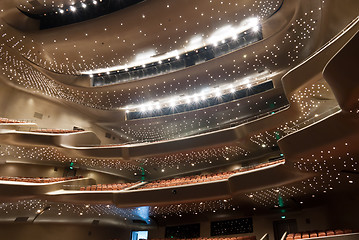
xmin=59 ymin=9 xmax=64 ymax=14
xmin=193 ymin=95 xmax=199 ymax=103
xmin=169 ymin=98 xmax=176 ymax=108
xmin=93 ymin=0 xmax=97 ymax=4
xmin=70 ymin=6 xmax=76 ymax=12
xmin=215 ymin=89 xmax=222 ymax=97
xmin=81 ymin=3 xmax=87 ymax=8
xmin=140 ymin=105 xmax=146 ymax=112
xmin=185 ymin=96 xmax=191 ymax=104
xmin=200 ymin=93 xmax=206 ymax=101
xmin=148 ymin=104 xmax=154 ymax=111
xmin=252 ymin=25 xmax=260 ymax=32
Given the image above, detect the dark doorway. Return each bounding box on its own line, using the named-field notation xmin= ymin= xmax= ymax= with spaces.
xmin=273 ymin=219 xmax=297 ymax=240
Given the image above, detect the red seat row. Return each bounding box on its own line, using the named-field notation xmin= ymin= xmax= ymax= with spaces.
xmin=79 ymin=160 xmax=284 ymax=192
xmin=149 ymin=237 xmax=256 ymax=240
xmin=0 ymin=117 xmax=26 ymax=124
xmin=0 ymin=176 xmax=83 ymax=183
xmin=31 ymin=129 xmax=85 ymax=134
xmin=286 ymin=229 xmax=353 ymax=239
xmin=79 ymin=182 xmax=136 ymax=191
xmin=139 ymin=159 xmax=285 ymax=189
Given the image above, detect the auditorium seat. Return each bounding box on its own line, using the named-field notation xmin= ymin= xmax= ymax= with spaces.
xmin=334 ymin=230 xmax=344 ymax=235
xmin=309 ymin=232 xmax=318 ymax=238
xmin=79 ymin=160 xmax=285 ymax=192
xmin=31 ymin=129 xmax=85 ymax=134
xmin=286 ymin=233 xmax=294 ymax=240
xmin=301 ymin=233 xmax=309 ymax=239
xmin=80 ymin=182 xmax=137 ymax=191
xmin=139 ymin=159 xmax=285 ymax=189
xmin=144 ymin=237 xmax=256 ymax=240
xmin=288 ymin=229 xmax=355 ymax=239
xmin=294 ymin=233 xmax=302 ymax=239
xmin=0 ymin=117 xmax=26 ymax=124
xmin=0 ymin=176 xmax=82 ymax=183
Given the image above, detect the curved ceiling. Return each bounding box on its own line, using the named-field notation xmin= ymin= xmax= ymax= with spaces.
xmin=0 ymin=0 xmax=358 ymax=226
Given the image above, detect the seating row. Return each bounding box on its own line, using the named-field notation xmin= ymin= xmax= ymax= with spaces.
xmin=79 ymin=183 xmax=136 ymax=191
xmin=0 ymin=176 xmax=83 ymax=183
xmin=78 ymin=160 xmax=283 ymax=191
xmin=0 ymin=117 xmax=26 ymax=124
xmin=31 ymin=129 xmax=84 ymax=134
xmin=139 ymin=159 xmax=285 ymax=189
xmin=149 ymin=237 xmax=256 ymax=240
xmin=286 ymin=229 xmax=353 ymax=239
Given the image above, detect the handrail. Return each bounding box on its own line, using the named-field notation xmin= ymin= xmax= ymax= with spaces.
xmin=260 ymin=233 xmax=269 ymax=240
xmin=280 ymin=232 xmax=287 ymax=240
xmin=282 ymin=106 xmax=341 ymax=135
xmin=108 ymin=105 xmax=289 ymax=146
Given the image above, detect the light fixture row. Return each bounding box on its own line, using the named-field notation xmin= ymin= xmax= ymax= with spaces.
xmin=124 ymin=76 xmax=270 ymax=113
xmin=58 ymin=0 xmax=102 ymax=14
xmin=83 ymin=17 xmax=261 ymax=75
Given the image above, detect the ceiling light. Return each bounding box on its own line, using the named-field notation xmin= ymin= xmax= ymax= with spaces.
xmin=169 ymin=98 xmax=176 ymax=108
xmin=140 ymin=105 xmax=146 ymax=112
xmin=252 ymin=25 xmax=260 ymax=32
xmin=148 ymin=104 xmax=154 ymax=111
xmin=70 ymin=6 xmax=76 ymax=12
xmin=185 ymin=96 xmax=191 ymax=104
xmin=193 ymin=95 xmax=199 ymax=103
xmin=200 ymin=93 xmax=206 ymax=101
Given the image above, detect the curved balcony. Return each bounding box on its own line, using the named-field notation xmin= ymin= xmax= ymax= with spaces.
xmin=91 ymin=27 xmax=263 ymax=86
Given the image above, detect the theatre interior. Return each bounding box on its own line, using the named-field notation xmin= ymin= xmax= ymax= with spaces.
xmin=0 ymin=0 xmax=359 ymax=239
